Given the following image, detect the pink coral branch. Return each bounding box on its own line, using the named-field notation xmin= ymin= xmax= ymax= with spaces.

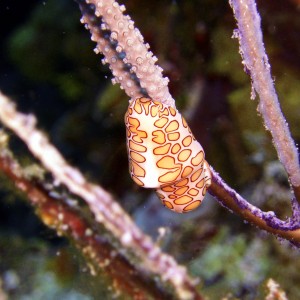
xmin=78 ymin=1 xmax=144 ymax=99
xmin=0 ymin=91 xmax=202 ymax=300
xmin=0 ymin=142 xmax=175 ymax=300
xmin=229 ymin=0 xmax=300 ymax=199
xmin=78 ymin=0 xmax=175 ymax=107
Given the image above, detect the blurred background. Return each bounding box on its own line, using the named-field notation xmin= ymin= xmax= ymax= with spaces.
xmin=0 ymin=0 xmax=300 ymax=298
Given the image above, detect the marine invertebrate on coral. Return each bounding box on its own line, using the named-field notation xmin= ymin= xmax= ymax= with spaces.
xmin=0 ymin=0 xmax=300 ymax=298
xmin=77 ymin=0 xmax=299 ymax=243
xmin=125 ymin=97 xmax=211 ymax=213
xmin=77 ymin=0 xmax=300 ymax=244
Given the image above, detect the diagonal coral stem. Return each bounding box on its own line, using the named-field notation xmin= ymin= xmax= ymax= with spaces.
xmin=76 ymin=0 xmax=145 ymax=99
xmin=229 ymin=0 xmax=300 ymax=203
xmin=0 ymin=91 xmax=203 ymax=300
xmin=0 ymin=141 xmax=175 ymax=300
xmin=76 ymin=0 xmax=175 ymax=107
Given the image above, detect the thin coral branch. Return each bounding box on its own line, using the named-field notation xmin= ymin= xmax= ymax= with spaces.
xmin=76 ymin=0 xmax=175 ymax=107
xmin=209 ymin=168 xmax=300 ymax=245
xmin=77 ymin=0 xmax=146 ymax=99
xmin=0 ymin=138 xmax=175 ymax=300
xmin=229 ymin=0 xmax=300 ymax=202
xmin=75 ymin=0 xmax=300 ymax=245
xmin=0 ymin=91 xmax=203 ymax=300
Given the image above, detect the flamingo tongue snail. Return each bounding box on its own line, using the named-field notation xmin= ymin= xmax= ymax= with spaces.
xmin=125 ymin=97 xmax=212 ymax=213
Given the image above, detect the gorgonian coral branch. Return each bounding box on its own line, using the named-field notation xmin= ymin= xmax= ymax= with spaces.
xmin=76 ymin=0 xmax=175 ymax=107
xmin=229 ymin=0 xmax=300 ymax=195
xmin=0 ymin=91 xmax=202 ymax=300
xmin=77 ymin=0 xmax=145 ymax=99
xmin=209 ymin=168 xmax=300 ymax=245
xmin=0 ymin=139 xmax=175 ymax=300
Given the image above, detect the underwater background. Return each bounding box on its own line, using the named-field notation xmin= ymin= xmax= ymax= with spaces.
xmin=0 ymin=0 xmax=300 ymax=299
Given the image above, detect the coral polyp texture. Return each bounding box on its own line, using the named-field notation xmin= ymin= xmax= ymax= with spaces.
xmin=78 ymin=0 xmax=175 ymax=107
xmin=125 ymin=98 xmax=212 ymax=213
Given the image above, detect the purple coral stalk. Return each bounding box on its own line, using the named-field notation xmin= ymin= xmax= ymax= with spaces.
xmin=210 ymin=168 xmax=300 ymax=245
xmin=229 ymin=0 xmax=300 ymax=198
